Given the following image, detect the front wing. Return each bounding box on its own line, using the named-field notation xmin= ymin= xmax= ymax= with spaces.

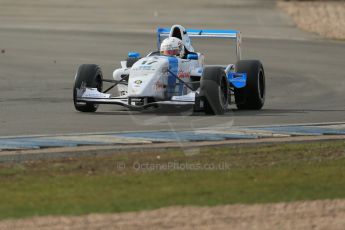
xmin=75 ymin=87 xmax=196 ymax=110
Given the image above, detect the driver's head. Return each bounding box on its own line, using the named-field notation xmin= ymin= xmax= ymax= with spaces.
xmin=160 ymin=37 xmax=185 ymax=58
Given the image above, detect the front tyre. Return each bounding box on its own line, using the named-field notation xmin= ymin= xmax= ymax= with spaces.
xmin=73 ymin=64 xmax=103 ymax=112
xmin=200 ymin=67 xmax=229 ymax=115
xmin=234 ymin=60 xmax=265 ymax=110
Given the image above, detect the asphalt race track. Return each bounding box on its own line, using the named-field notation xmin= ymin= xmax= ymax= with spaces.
xmin=0 ymin=0 xmax=344 ymax=136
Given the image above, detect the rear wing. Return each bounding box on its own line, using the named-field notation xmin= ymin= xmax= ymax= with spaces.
xmin=157 ymin=28 xmax=242 ymax=61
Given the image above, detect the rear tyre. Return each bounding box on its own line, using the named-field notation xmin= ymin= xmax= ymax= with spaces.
xmin=73 ymin=64 xmax=103 ymax=112
xmin=234 ymin=60 xmax=265 ymax=110
xmin=200 ymin=67 xmax=229 ymax=115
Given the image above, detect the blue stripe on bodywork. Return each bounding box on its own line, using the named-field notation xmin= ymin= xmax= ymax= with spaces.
xmin=178 ymin=75 xmax=184 ymax=95
xmin=167 ymin=56 xmax=178 ymax=97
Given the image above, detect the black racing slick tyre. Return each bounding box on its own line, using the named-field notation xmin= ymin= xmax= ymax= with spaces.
xmin=234 ymin=60 xmax=265 ymax=110
xmin=200 ymin=67 xmax=229 ymax=115
xmin=73 ymin=64 xmax=103 ymax=112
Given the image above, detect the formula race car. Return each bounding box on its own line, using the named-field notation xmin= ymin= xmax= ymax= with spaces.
xmin=73 ymin=25 xmax=265 ymax=115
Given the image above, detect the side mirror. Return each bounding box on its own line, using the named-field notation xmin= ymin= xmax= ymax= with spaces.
xmin=128 ymin=52 xmax=141 ymax=58
xmin=187 ymin=53 xmax=198 ymax=60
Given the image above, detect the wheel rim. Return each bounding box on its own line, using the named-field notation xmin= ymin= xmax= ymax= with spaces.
xmin=219 ymin=76 xmax=228 ymax=107
xmin=96 ymin=75 xmax=103 ymax=92
xmin=93 ymin=75 xmax=103 ymax=109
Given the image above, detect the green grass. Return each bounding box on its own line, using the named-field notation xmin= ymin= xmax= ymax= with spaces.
xmin=0 ymin=140 xmax=345 ymax=219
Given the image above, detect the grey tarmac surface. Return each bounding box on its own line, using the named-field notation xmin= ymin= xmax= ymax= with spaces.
xmin=0 ymin=0 xmax=344 ymax=136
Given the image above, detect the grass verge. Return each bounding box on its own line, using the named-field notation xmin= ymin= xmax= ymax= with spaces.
xmin=0 ymin=140 xmax=345 ymax=220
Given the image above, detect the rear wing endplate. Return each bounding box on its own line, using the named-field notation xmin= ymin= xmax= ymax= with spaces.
xmin=157 ymin=28 xmax=242 ymax=61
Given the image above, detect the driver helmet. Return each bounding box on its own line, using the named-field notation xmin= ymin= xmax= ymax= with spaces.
xmin=160 ymin=37 xmax=185 ymax=58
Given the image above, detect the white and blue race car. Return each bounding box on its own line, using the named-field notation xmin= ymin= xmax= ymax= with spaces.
xmin=73 ymin=25 xmax=265 ymax=115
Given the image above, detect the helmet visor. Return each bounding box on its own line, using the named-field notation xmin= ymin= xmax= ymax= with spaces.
xmin=162 ymin=49 xmax=180 ymax=56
